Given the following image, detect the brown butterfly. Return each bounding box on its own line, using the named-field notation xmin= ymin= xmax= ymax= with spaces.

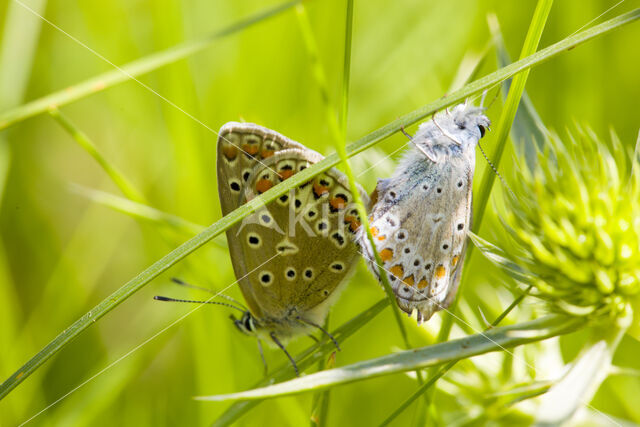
xmin=212 ymin=122 xmax=368 ymax=374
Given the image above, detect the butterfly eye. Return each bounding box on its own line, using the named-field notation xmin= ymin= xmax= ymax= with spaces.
xmin=478 ymin=125 xmax=486 ymax=138
xmin=243 ymin=313 xmax=254 ymax=332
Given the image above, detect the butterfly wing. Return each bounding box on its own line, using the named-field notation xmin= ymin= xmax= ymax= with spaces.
xmin=360 ymin=149 xmax=474 ymax=322
xmin=217 ymin=122 xmax=305 ymax=215
xmin=217 ymin=123 xmax=367 ymax=335
xmin=217 ymin=123 xmax=306 ymax=318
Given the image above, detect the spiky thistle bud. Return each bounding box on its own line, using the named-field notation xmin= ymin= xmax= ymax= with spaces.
xmin=477 ymin=127 xmax=640 ymax=321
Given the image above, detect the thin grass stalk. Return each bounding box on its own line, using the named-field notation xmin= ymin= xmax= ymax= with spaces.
xmin=1 ymin=9 xmax=637 ymax=400
xmin=71 ymin=186 xmax=208 ymax=237
xmin=296 ymin=0 xmax=408 ymax=344
xmin=0 ymin=0 xmax=302 ymax=130
xmin=197 ymin=314 xmax=586 ymax=401
xmin=49 ymin=109 xmax=145 ymax=203
xmin=435 ymin=0 xmax=554 ymax=350
xmin=331 ymin=0 xmax=409 ymax=349
xmin=426 ymin=1 xmax=553 ymax=419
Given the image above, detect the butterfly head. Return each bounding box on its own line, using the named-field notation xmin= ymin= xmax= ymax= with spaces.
xmin=416 ymin=104 xmax=491 ymax=151
xmin=451 ymin=104 xmax=491 ymax=141
xmin=231 ymin=311 xmax=259 ymax=336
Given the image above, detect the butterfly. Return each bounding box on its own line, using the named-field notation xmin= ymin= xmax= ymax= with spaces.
xmin=358 ymin=104 xmax=490 ymax=323
xmin=214 ymin=122 xmax=368 ymax=373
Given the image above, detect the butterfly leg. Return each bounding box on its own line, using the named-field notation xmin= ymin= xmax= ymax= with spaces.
xmin=270 ymin=332 xmax=299 ymax=376
xmin=297 ymin=317 xmax=341 ymax=351
xmin=256 ymin=339 xmax=268 ymax=375
xmin=400 ymin=126 xmax=413 ymax=140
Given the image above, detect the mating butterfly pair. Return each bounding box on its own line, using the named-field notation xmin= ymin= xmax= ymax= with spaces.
xmin=157 ymin=104 xmax=489 ymax=373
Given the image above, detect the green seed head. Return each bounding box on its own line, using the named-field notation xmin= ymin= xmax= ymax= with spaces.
xmin=500 ymin=127 xmax=640 ymax=318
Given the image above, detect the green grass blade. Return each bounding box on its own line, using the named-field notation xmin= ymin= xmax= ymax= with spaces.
xmin=426 ymin=2 xmax=554 ymax=417
xmin=196 ymin=315 xmax=585 ymax=402
xmin=0 ymin=0 xmax=301 ymax=130
xmin=71 ymin=185 xmax=212 ymax=238
xmin=331 ymin=0 xmax=410 ymax=342
xmin=474 ymin=0 xmax=553 ymax=232
xmin=436 ymin=0 xmax=555 ymax=348
xmin=298 ymin=0 xmax=408 ymax=343
xmin=1 ymin=8 xmax=637 ymax=401
xmin=50 ymin=109 xmax=145 ymax=202
xmin=488 ymin=14 xmax=548 ymax=170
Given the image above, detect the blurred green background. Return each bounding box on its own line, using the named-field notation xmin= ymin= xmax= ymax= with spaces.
xmin=1 ymin=0 xmax=640 ymax=425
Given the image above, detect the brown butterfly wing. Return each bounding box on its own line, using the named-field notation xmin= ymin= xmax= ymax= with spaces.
xmin=217 ymin=123 xmax=368 ymax=331
xmin=239 ymin=149 xmax=368 ymax=326
xmin=216 ymin=123 xmax=305 ymax=318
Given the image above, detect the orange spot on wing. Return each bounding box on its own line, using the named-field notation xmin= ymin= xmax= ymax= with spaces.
xmin=390 ymin=265 xmax=404 ymax=278
xmin=417 ymin=279 xmax=429 ymax=289
xmin=242 ymin=144 xmax=259 ymax=155
xmin=222 ymin=145 xmax=238 ymax=160
xmin=402 ymin=275 xmax=414 ymax=286
xmin=330 ymin=197 xmax=346 ymax=210
xmin=344 ymin=215 xmax=361 ymax=233
xmin=435 ymin=265 xmax=446 ymax=279
xmin=279 ymin=169 xmax=295 ymax=180
xmin=313 ymin=181 xmax=330 ymax=197
xmin=261 ymin=150 xmax=275 ymax=159
xmin=452 ymin=255 xmax=459 ymax=267
xmin=370 ymin=226 xmax=379 ymax=237
xmin=256 ymin=179 xmax=273 ymax=194
xmin=377 ymin=235 xmax=386 ymax=241
xmin=380 ymin=248 xmax=394 ymax=262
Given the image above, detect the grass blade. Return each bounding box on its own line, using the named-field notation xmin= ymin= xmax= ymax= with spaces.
xmin=0 ymin=0 xmax=302 ymax=130
xmin=71 ymin=185 xmax=213 ymax=238
xmin=196 ymin=314 xmax=585 ymax=401
xmin=1 ymin=8 xmax=637 ymax=401
xmin=474 ymin=0 xmax=554 ymax=231
xmin=436 ymin=0 xmax=555 ymax=349
xmin=488 ymin=14 xmax=548 ymax=170
xmin=50 ymin=109 xmax=145 ymax=202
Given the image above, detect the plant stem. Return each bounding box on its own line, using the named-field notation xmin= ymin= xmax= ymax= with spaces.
xmin=0 ymin=0 xmax=303 ymax=130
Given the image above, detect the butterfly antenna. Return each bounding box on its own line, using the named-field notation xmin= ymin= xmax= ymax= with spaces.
xmin=171 ymin=277 xmax=247 ymax=310
xmin=153 ymin=295 xmax=247 ymax=314
xmin=298 ymin=317 xmax=341 ymax=351
xmin=270 ymin=332 xmax=299 ymax=376
xmin=477 ymin=141 xmax=516 ymax=199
